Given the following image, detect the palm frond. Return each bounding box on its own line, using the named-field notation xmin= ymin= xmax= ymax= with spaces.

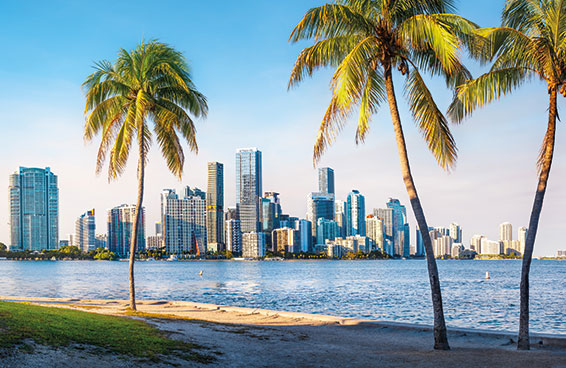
xmin=405 ymin=68 xmax=457 ymax=170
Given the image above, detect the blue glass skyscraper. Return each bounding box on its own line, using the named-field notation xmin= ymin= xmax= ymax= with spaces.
xmin=346 ymin=190 xmax=365 ymax=236
xmin=9 ymin=167 xmax=59 ymax=250
xmin=386 ymin=198 xmax=410 ymax=257
xmin=236 ymin=148 xmax=262 ymax=233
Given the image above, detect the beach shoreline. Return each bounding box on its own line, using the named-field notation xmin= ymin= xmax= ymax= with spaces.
xmin=1 ymin=296 xmax=566 ymax=367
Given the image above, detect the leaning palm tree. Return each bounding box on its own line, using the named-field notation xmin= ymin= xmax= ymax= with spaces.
xmin=83 ymin=40 xmax=208 ymax=311
xmin=289 ymin=0 xmax=477 ymax=350
xmin=449 ymin=0 xmax=565 ymax=350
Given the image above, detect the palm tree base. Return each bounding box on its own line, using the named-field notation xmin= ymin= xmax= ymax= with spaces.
xmin=517 ymin=337 xmax=530 ymax=350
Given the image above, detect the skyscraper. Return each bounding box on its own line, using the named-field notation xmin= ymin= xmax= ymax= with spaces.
xmin=306 ymin=192 xmax=335 ymax=236
xmin=206 ymin=162 xmax=224 ymax=251
xmin=242 ymin=232 xmax=265 ymax=258
xmin=386 ymin=198 xmax=410 ymax=257
xmin=449 ymin=222 xmax=462 ymax=244
xmin=318 ymin=167 xmax=335 ymax=194
xmin=225 ymin=219 xmax=242 ymax=253
xmin=261 ymin=192 xmax=282 ymax=233
xmin=335 ymin=200 xmax=347 ymax=237
xmin=499 ymin=222 xmax=513 ymax=241
xmin=518 ymin=226 xmax=528 ymax=255
xmin=236 ymin=148 xmax=262 ymax=233
xmin=295 ymin=219 xmax=312 ymax=253
xmin=415 ymin=227 xmax=434 ymax=257
xmin=316 ymin=218 xmax=339 ymax=246
xmin=161 ymin=189 xmax=207 ymax=254
xmin=346 ymin=190 xmax=365 ymax=236
xmin=374 ymin=208 xmax=393 ymax=246
xmin=107 ymin=204 xmax=145 ymax=257
xmin=9 ymin=167 xmax=59 ymax=251
xmin=366 ymin=215 xmax=384 ymax=252
xmin=74 ymin=209 xmax=96 ymax=252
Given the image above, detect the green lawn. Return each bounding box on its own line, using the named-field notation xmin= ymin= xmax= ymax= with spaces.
xmin=0 ymin=301 xmax=214 ymax=364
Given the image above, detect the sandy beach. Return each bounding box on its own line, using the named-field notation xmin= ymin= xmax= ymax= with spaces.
xmin=1 ymin=296 xmax=565 ymax=368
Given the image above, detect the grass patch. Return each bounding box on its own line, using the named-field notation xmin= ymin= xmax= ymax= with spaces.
xmin=0 ymin=301 xmax=214 ymax=363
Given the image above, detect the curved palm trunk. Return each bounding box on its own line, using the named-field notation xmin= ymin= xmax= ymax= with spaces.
xmin=128 ymin=137 xmax=146 ymax=311
xmin=517 ymin=88 xmax=557 ymax=350
xmin=383 ymin=65 xmax=450 ymax=350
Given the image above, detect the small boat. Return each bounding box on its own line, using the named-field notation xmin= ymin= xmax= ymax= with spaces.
xmin=167 ymin=255 xmax=178 ymax=261
xmin=485 ymin=271 xmax=490 ymax=280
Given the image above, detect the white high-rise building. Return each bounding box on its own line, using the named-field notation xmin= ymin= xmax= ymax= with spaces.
xmin=335 ymin=200 xmax=346 ymax=237
xmin=449 ymin=222 xmax=462 ymax=243
xmin=365 ymin=215 xmax=384 ymax=252
xmin=499 ymin=222 xmax=513 ymax=241
xmin=518 ymin=227 xmax=528 ymax=255
xmin=161 ymin=189 xmax=207 ymax=254
xmin=74 ymin=209 xmax=96 ymax=252
xmin=480 ymin=238 xmax=503 ymax=255
xmin=470 ymin=234 xmax=485 ymax=253
xmin=242 ymin=232 xmax=265 ymax=258
xmin=433 ymin=235 xmax=452 ymax=258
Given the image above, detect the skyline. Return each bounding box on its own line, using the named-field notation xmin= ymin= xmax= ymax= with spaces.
xmin=0 ymin=0 xmax=565 ymax=256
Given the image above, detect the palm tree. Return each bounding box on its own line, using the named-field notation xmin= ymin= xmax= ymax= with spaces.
xmin=83 ymin=40 xmax=208 ymax=311
xmin=449 ymin=0 xmax=565 ymax=350
xmin=289 ymin=0 xmax=477 ymax=350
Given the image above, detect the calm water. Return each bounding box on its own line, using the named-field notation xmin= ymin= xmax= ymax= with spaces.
xmin=1 ymin=259 xmax=564 ymax=334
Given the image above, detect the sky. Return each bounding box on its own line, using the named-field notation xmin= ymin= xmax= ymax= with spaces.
xmin=0 ymin=1 xmax=564 ymax=256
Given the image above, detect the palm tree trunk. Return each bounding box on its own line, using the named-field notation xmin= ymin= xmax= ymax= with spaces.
xmin=517 ymin=88 xmax=557 ymax=350
xmin=383 ymin=64 xmax=450 ymax=350
xmin=128 ymin=137 xmax=146 ymax=311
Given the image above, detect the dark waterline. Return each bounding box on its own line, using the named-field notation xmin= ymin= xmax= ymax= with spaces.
xmin=1 ymin=259 xmax=564 ymax=334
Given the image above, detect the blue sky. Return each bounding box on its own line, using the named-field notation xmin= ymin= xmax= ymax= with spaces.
xmin=0 ymin=0 xmax=564 ymax=256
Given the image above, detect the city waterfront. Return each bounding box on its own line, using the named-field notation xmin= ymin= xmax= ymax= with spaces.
xmin=1 ymin=259 xmax=564 ymax=335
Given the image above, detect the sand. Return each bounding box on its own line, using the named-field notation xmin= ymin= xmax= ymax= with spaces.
xmin=1 ymin=296 xmax=565 ymax=368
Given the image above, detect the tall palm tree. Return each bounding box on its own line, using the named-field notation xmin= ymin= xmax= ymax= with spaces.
xmin=449 ymin=0 xmax=565 ymax=350
xmin=289 ymin=0 xmax=477 ymax=350
xmin=83 ymin=40 xmax=208 ymax=311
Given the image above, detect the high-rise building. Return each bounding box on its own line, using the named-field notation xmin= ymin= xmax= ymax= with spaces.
xmin=95 ymin=234 xmax=107 ymax=249
xmin=295 ymin=219 xmax=312 ymax=253
xmin=261 ymin=192 xmax=281 ymax=233
xmin=499 ymin=222 xmax=513 ymax=241
xmin=74 ymin=209 xmax=96 ymax=252
xmin=374 ymin=208 xmax=393 ymax=247
xmin=449 ymin=222 xmax=462 ymax=244
xmin=433 ymin=235 xmax=452 ymax=258
xmin=272 ymin=227 xmax=300 ymax=253
xmin=242 ymin=232 xmax=265 ymax=258
xmin=206 ymin=162 xmax=224 ymax=252
xmin=318 ymin=167 xmax=335 ymax=194
xmin=107 ymin=204 xmax=145 ymax=257
xmin=161 ymin=189 xmax=207 ymax=254
xmin=155 ymin=222 xmax=162 ymax=236
xmin=335 ymin=200 xmax=347 ymax=237
xmin=316 ymin=218 xmax=339 ymax=246
xmin=226 ymin=219 xmax=242 ymax=253
xmin=480 ymin=238 xmax=503 ymax=255
xmin=146 ymin=235 xmax=163 ymax=249
xmin=518 ymin=227 xmax=528 ymax=255
xmin=365 ymin=215 xmax=384 ymax=252
xmin=346 ymin=190 xmax=365 ymax=236
xmin=470 ymin=234 xmax=485 ymax=253
xmin=386 ymin=198 xmax=410 ymax=257
xmin=306 ymin=192 xmax=334 ymax=236
xmin=9 ymin=167 xmax=59 ymax=251
xmin=236 ymin=148 xmax=262 ymax=233
xmin=415 ymin=226 xmax=434 ymax=257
